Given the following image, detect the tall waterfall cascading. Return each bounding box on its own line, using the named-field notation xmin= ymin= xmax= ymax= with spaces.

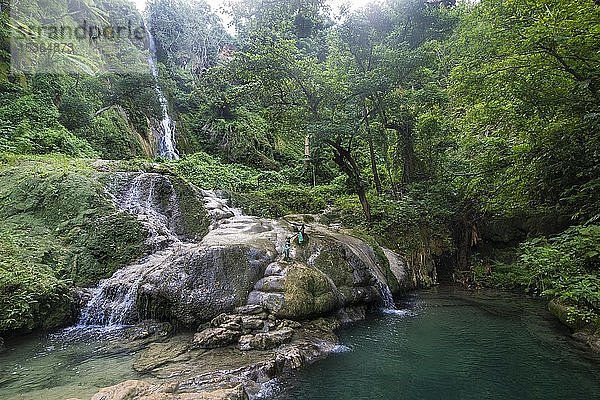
xmin=145 ymin=25 xmax=179 ymax=160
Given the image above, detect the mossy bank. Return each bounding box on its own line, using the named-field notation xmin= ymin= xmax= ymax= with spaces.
xmin=0 ymin=154 xmax=207 ymax=335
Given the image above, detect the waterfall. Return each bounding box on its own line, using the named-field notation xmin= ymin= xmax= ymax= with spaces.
xmin=375 ymin=280 xmax=396 ymax=310
xmin=74 ymin=174 xmax=398 ymax=328
xmin=78 ymin=257 xmax=152 ymax=326
xmin=77 ymin=173 xmax=185 ymax=327
xmin=145 ymin=25 xmax=179 ymax=160
xmin=76 ymin=176 xmax=238 ymax=327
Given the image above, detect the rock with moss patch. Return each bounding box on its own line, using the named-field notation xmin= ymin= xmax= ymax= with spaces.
xmin=137 ymin=245 xmax=271 ymax=327
xmin=276 ymin=264 xmax=339 ymax=320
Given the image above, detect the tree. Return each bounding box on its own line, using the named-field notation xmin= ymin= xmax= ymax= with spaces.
xmin=146 ymin=0 xmax=230 ymax=75
xmin=449 ymin=0 xmax=600 ymax=223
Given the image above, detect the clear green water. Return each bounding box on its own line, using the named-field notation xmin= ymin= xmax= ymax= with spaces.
xmin=276 ymin=286 xmax=600 ymax=400
xmin=0 ymin=328 xmax=140 ymax=400
xmin=1 ymin=287 xmax=599 ymax=400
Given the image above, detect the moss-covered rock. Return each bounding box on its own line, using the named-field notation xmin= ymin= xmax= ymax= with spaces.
xmin=276 ymin=264 xmax=339 ymax=320
xmin=0 ymin=232 xmax=72 ymax=331
xmin=169 ymin=176 xmax=210 ymax=241
xmin=78 ymin=108 xmax=147 ymax=160
xmin=0 ymin=155 xmax=147 ymax=332
xmin=548 ymin=298 xmax=600 ymax=335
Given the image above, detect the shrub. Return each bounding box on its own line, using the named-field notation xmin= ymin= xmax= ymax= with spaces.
xmin=0 ymin=232 xmax=71 ymax=331
xmin=487 ymin=225 xmax=600 ymax=322
xmin=172 ymin=152 xmax=262 ymax=191
xmin=79 ymin=109 xmax=144 ymax=160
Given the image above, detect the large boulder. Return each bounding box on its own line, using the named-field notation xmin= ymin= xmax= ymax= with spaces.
xmin=277 ymin=264 xmax=340 ymax=320
xmin=246 ymin=227 xmax=399 ymax=320
xmin=136 ymin=245 xmax=272 ymax=327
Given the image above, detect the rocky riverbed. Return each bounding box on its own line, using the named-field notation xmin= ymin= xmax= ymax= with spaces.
xmin=75 ymin=305 xmax=365 ymax=400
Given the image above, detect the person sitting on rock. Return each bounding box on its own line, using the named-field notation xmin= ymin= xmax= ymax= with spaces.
xmin=283 ymin=237 xmax=291 ymax=261
xmin=297 ymin=224 xmax=306 ymax=245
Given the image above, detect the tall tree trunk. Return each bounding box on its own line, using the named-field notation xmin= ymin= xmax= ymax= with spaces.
xmin=363 ymin=103 xmax=382 ymax=195
xmin=357 ymin=185 xmax=372 ymax=224
xmin=368 ymin=137 xmax=382 ymax=194
xmin=375 ymin=97 xmax=418 ymax=187
xmin=327 ymin=140 xmax=372 ymax=224
xmin=399 ymin=120 xmax=417 ymax=185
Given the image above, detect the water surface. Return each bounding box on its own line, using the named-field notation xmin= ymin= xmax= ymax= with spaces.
xmin=0 ymin=328 xmax=140 ymax=400
xmin=277 ymin=286 xmax=600 ymax=400
xmin=2 ymin=287 xmax=598 ymax=400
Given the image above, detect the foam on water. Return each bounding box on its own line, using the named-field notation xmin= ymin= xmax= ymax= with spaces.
xmin=331 ymin=344 xmax=352 ymax=353
xmin=381 ymin=308 xmax=416 ymax=317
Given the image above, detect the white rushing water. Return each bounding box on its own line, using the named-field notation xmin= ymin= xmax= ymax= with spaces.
xmin=78 ymin=174 xmax=182 ymax=326
xmin=145 ymin=25 xmax=179 ymax=160
xmin=375 ymin=279 xmax=396 ymax=310
xmin=76 ymin=176 xmax=238 ymax=327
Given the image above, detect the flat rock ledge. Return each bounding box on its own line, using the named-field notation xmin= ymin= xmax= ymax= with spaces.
xmin=89 ymin=380 xmax=245 ymax=400
xmin=86 ymin=306 xmax=365 ymax=400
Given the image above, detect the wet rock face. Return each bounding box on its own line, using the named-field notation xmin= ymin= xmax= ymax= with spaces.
xmin=136 ymin=245 xmax=272 ymax=328
xmin=106 ymin=172 xmax=209 ymax=249
xmin=126 ymin=321 xmax=173 ymax=342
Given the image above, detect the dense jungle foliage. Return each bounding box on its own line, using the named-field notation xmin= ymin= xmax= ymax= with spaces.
xmin=0 ymin=0 xmax=598 ymax=336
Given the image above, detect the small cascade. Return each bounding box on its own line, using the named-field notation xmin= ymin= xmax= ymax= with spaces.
xmin=76 ymin=173 xmax=188 ymax=327
xmin=106 ymin=173 xmax=182 ymax=250
xmin=78 ymin=263 xmax=145 ymax=326
xmin=145 ymin=24 xmax=179 ymax=160
xmin=76 ymin=176 xmax=247 ymax=328
xmin=78 ymin=249 xmax=176 ymax=327
xmin=375 ymin=280 xmax=396 ymax=310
